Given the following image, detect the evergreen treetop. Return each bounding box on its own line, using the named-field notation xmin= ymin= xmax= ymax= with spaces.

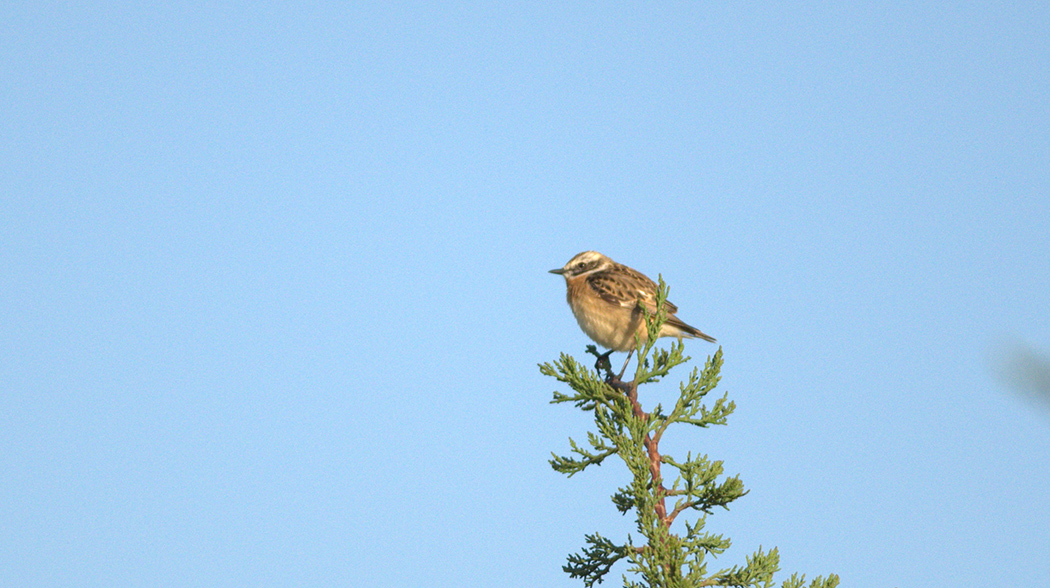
xmin=540 ymin=278 xmax=839 ymax=588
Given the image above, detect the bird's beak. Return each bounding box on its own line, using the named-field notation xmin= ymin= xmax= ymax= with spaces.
xmin=549 ymin=268 xmax=566 ymax=275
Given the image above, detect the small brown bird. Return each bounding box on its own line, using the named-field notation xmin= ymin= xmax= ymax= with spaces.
xmin=550 ymin=251 xmax=715 ymax=376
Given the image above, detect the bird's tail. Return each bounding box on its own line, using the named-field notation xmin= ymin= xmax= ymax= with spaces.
xmin=668 ymin=315 xmax=717 ymax=343
xmin=686 ymin=326 xmax=717 ymax=343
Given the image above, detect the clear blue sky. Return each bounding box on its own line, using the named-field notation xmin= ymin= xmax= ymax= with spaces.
xmin=3 ymin=3 xmax=1048 ymax=587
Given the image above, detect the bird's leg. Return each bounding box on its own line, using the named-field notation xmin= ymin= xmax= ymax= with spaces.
xmin=616 ymin=350 xmax=635 ymax=381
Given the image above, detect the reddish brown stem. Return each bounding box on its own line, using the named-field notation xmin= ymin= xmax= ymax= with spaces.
xmin=621 ymin=379 xmax=671 ymax=528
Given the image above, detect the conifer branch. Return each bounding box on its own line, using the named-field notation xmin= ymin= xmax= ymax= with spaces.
xmin=563 ymin=532 xmax=630 ymax=587
xmin=542 ymin=278 xmax=838 ymax=587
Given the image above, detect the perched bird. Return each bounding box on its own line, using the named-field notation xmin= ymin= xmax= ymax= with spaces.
xmin=549 ymin=251 xmax=715 ymax=376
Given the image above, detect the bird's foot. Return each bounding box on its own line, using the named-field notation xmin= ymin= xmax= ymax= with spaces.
xmin=594 ymin=349 xmax=613 ymax=375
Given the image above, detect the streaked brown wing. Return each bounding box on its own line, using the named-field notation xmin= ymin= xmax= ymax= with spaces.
xmin=617 ymin=264 xmax=681 ymax=314
xmin=587 ymin=264 xmax=680 ymax=314
xmin=586 ymin=273 xmax=631 ymax=306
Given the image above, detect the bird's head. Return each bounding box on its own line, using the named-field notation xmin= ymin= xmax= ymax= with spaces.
xmin=549 ymin=251 xmax=612 ymax=278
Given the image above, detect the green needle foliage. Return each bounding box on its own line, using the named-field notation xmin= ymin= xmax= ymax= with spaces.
xmin=539 ymin=278 xmax=839 ymax=588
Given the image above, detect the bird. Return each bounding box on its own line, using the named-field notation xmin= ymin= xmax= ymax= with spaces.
xmin=549 ymin=251 xmax=715 ymax=378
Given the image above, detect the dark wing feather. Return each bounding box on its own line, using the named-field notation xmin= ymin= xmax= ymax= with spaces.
xmin=586 ymin=272 xmax=630 ymax=306
xmin=587 ymin=264 xmax=680 ymax=314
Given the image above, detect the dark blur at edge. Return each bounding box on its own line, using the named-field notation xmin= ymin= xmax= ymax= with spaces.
xmin=993 ymin=340 xmax=1050 ymax=415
